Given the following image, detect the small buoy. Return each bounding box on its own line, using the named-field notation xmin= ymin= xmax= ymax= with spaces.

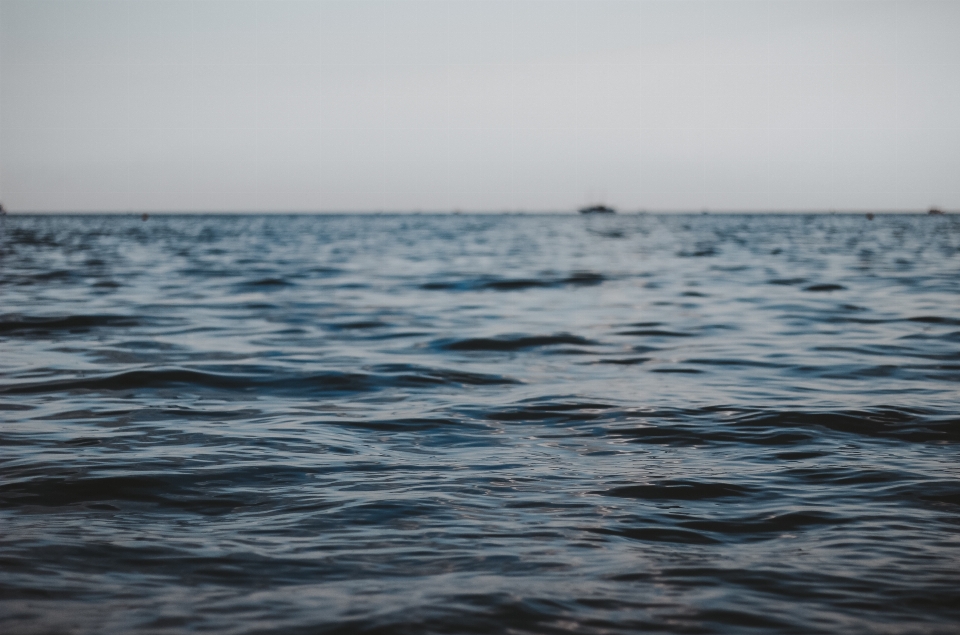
xmin=141 ymin=213 xmax=149 ymax=221
xmin=866 ymin=213 xmax=874 ymax=220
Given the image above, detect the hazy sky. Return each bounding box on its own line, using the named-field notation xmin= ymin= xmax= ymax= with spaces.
xmin=1 ymin=0 xmax=958 ymax=212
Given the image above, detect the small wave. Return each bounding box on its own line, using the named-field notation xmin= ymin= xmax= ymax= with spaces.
xmin=595 ymin=406 xmax=959 ymax=446
xmin=482 ymin=278 xmax=554 ymax=291
xmin=680 ymin=510 xmax=848 ymax=536
xmin=62 ymin=437 xmax=103 ymax=446
xmin=0 ymin=473 xmax=251 ymax=514
xmin=437 ymin=333 xmax=595 ymax=352
xmin=677 ymin=245 xmax=718 ymax=257
xmin=804 ymin=283 xmax=846 ymax=292
xmin=1 ymin=270 xmax=78 ymax=285
xmin=0 ymin=314 xmax=142 ymax=334
xmin=420 ymin=271 xmax=607 ymax=292
xmin=589 ymin=526 xmax=720 ymax=544
xmin=587 ymin=228 xmax=626 ymax=238
xmin=240 ymin=277 xmax=295 ymax=288
xmin=0 ymin=402 xmax=34 ymax=412
xmin=617 ymin=329 xmax=694 ymax=337
xmin=0 ymin=364 xmax=516 ymax=396
xmin=773 ymin=451 xmax=827 ymax=460
xmin=419 ymin=281 xmax=461 ymax=290
xmin=908 ymin=316 xmax=960 ymax=325
xmin=328 ymin=320 xmax=389 ymax=330
xmin=913 ymin=482 xmax=960 ymax=506
xmin=596 ymin=357 xmax=651 ymax=365
xmin=369 ymin=363 xmax=517 ymax=386
xmin=484 ymin=401 xmax=616 ymax=423
xmin=335 ymin=416 xmax=474 ymax=432
xmin=685 ymin=358 xmax=785 ymax=368
xmin=0 ymin=368 xmax=290 ymax=394
xmin=600 ymin=481 xmax=750 ymax=500
xmin=563 ymin=272 xmax=605 ymax=285
xmin=781 ymin=466 xmax=904 ymax=487
xmin=900 ymin=330 xmax=960 ymax=343
xmin=731 ymin=408 xmax=960 ymax=442
xmin=2 ymin=227 xmax=59 ymax=246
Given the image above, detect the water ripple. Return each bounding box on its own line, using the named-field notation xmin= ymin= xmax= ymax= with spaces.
xmin=1 ymin=213 xmax=959 ymax=634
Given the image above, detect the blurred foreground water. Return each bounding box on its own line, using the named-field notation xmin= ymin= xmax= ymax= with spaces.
xmin=2 ymin=213 xmax=959 ymax=634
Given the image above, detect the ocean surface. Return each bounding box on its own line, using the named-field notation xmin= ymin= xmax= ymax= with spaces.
xmin=1 ymin=213 xmax=959 ymax=634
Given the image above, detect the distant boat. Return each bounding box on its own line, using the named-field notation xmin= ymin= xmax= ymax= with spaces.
xmin=579 ymin=204 xmax=615 ymax=215
xmin=928 ymin=207 xmax=945 ymax=215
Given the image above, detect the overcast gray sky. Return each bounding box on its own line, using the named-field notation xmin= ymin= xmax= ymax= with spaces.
xmin=1 ymin=0 xmax=958 ymax=212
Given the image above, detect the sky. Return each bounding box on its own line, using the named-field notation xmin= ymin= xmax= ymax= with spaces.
xmin=1 ymin=0 xmax=958 ymax=213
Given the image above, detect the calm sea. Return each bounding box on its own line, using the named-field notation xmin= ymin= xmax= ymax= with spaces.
xmin=2 ymin=213 xmax=959 ymax=634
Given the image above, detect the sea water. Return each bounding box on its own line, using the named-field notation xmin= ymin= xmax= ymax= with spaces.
xmin=1 ymin=213 xmax=959 ymax=633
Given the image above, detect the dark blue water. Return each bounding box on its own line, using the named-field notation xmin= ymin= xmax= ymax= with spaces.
xmin=2 ymin=213 xmax=959 ymax=634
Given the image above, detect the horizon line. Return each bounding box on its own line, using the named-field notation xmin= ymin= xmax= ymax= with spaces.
xmin=1 ymin=209 xmax=952 ymax=216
